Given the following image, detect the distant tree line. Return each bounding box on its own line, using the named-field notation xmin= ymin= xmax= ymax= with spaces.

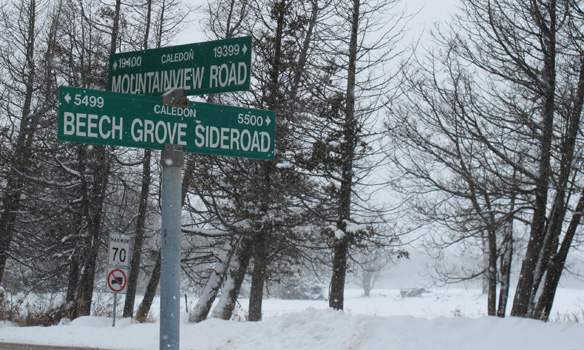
xmin=0 ymin=0 xmax=581 ymax=324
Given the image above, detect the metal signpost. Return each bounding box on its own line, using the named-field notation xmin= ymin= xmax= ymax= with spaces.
xmin=58 ymin=86 xmax=275 ymax=160
xmin=159 ymin=144 xmax=183 ymax=350
xmin=109 ymin=36 xmax=252 ymax=96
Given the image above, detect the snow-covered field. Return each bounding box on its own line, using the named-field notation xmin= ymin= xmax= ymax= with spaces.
xmin=0 ymin=288 xmax=583 ymax=349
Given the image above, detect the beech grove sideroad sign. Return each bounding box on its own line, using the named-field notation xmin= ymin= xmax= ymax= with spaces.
xmin=109 ymin=36 xmax=251 ymax=96
xmin=58 ymin=86 xmax=275 ymax=160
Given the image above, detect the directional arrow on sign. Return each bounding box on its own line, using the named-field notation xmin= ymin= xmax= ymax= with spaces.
xmin=64 ymin=93 xmax=71 ymax=104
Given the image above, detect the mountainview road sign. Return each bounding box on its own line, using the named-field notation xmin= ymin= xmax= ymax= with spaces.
xmin=58 ymin=86 xmax=275 ymax=160
xmin=109 ymin=36 xmax=251 ymax=96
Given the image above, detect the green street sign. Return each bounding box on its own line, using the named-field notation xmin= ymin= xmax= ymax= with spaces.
xmin=109 ymin=36 xmax=252 ymax=96
xmin=58 ymin=86 xmax=275 ymax=160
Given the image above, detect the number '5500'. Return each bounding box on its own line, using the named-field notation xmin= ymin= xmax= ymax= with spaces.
xmin=238 ymin=113 xmax=264 ymax=126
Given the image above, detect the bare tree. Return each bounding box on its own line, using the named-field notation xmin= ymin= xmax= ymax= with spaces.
xmin=0 ymin=0 xmax=57 ymax=286
xmin=388 ymin=0 xmax=584 ymax=318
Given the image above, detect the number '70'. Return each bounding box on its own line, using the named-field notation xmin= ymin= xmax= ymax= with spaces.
xmin=112 ymin=247 xmax=127 ymax=262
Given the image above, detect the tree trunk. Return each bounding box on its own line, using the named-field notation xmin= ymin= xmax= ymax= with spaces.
xmin=64 ymin=210 xmax=85 ymax=311
xmin=329 ymin=237 xmax=349 ymax=310
xmin=0 ymin=178 xmax=24 ymax=285
xmin=481 ymin=235 xmax=489 ymax=295
xmin=533 ymin=190 xmax=584 ymax=320
xmin=189 ymin=239 xmax=238 ymax=323
xmin=65 ymin=256 xmax=81 ymax=309
xmin=211 ymin=238 xmax=252 ymax=320
xmin=497 ymin=218 xmax=514 ymax=317
xmin=74 ymin=143 xmax=110 ymax=317
xmin=123 ymin=149 xmax=152 ymax=317
xmin=362 ymin=270 xmax=373 ymax=297
xmin=532 ymin=55 xmax=584 ymax=320
xmin=486 ymin=228 xmax=498 ymax=316
xmin=108 ymin=0 xmax=122 ymax=61
xmin=511 ymin=2 xmax=557 ymax=317
xmin=248 ymin=236 xmax=268 ymax=321
xmin=328 ymin=0 xmax=360 ymax=312
xmin=136 ymin=251 xmax=161 ymax=322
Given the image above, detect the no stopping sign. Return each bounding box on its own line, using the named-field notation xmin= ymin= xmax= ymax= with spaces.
xmin=107 ymin=267 xmax=128 ymax=293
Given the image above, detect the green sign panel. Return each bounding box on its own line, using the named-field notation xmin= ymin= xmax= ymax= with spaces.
xmin=58 ymin=86 xmax=275 ymax=160
xmin=109 ymin=36 xmax=252 ymax=96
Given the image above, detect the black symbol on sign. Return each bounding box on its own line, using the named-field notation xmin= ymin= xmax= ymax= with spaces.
xmin=111 ymin=276 xmax=124 ymax=285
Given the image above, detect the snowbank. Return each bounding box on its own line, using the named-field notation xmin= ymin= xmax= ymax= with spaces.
xmin=0 ymin=289 xmax=583 ymax=349
xmin=0 ymin=308 xmax=582 ymax=350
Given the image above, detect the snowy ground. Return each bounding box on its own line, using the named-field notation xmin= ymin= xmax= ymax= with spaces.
xmin=0 ymin=288 xmax=583 ymax=349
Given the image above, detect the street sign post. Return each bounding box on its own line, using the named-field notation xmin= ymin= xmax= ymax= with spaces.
xmin=109 ymin=36 xmax=252 ymax=96
xmin=159 ymin=144 xmax=182 ymax=350
xmin=58 ymin=86 xmax=275 ymax=160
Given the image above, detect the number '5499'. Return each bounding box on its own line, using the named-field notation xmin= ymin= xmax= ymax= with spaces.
xmin=74 ymin=94 xmax=104 ymax=108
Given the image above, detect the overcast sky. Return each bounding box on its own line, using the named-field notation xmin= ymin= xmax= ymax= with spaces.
xmin=175 ymin=0 xmax=460 ymax=46
xmin=408 ymin=0 xmax=458 ymax=26
xmin=401 ymin=0 xmax=459 ymax=44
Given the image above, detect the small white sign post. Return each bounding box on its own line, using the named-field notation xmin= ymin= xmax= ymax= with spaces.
xmin=108 ymin=234 xmax=130 ymax=327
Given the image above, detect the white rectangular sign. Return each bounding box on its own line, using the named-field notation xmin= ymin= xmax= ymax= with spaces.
xmin=108 ymin=234 xmax=130 ymax=267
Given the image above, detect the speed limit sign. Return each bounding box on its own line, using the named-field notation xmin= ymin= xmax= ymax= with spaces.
xmin=108 ymin=234 xmax=130 ymax=267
